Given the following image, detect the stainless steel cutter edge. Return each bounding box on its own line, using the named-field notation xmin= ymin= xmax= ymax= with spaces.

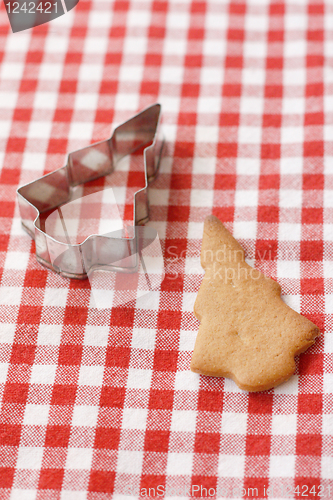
xmin=17 ymin=103 xmax=164 ymax=279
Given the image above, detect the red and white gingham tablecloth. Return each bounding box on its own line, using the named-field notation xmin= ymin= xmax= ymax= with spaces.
xmin=0 ymin=0 xmax=332 ymax=498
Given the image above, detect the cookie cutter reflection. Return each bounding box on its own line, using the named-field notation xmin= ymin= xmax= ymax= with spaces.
xmin=45 ymin=198 xmax=164 ymax=308
xmin=87 ymin=226 xmax=164 ymax=309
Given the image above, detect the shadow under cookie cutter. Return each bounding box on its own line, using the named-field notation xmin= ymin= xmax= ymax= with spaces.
xmin=17 ymin=103 xmax=164 ymax=279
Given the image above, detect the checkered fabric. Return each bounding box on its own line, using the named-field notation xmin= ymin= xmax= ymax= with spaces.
xmin=0 ymin=0 xmax=332 ymax=498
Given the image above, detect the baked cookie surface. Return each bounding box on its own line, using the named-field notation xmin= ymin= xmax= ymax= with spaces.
xmin=190 ymin=215 xmax=320 ymax=392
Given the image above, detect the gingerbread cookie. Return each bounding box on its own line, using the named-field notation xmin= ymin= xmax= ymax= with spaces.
xmin=190 ymin=215 xmax=320 ymax=392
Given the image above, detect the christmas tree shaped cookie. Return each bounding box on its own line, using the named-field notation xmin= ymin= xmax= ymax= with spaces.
xmin=190 ymin=215 xmax=320 ymax=392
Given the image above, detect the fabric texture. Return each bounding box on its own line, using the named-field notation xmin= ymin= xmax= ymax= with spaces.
xmin=0 ymin=0 xmax=332 ymax=498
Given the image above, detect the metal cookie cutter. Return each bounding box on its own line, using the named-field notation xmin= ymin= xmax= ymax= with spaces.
xmin=17 ymin=103 xmax=164 ymax=279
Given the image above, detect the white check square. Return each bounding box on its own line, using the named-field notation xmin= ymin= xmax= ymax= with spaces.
xmin=135 ymin=289 xmax=161 ymax=311
xmin=197 ymin=97 xmax=222 ymax=114
xmin=66 ymin=448 xmax=93 ymax=470
xmin=167 ymin=452 xmax=193 ymax=475
xmin=163 ymin=38 xmax=187 ymax=55
xmin=242 ymin=68 xmax=265 ymax=86
xmin=79 ymin=64 xmax=103 ymax=82
xmin=200 ymin=67 xmax=223 ymax=85
xmin=10 ymin=490 xmax=37 ymax=500
xmin=5 ymin=251 xmax=29 ymax=271
xmin=325 ymin=296 xmax=333 ymax=314
xmin=43 ymin=287 xmax=68 ymax=308
xmin=270 ymin=455 xmax=295 ymax=477
xmin=28 ymin=121 xmax=53 ymax=139
xmin=0 ymin=92 xmax=17 ymax=108
xmin=236 ymin=158 xmax=260 ymax=175
xmin=88 ymin=11 xmax=113 ymax=28
xmin=34 ymin=92 xmax=58 ymax=109
xmin=245 ymin=13 xmax=268 ymax=31
xmin=117 ymin=450 xmax=143 ymax=474
xmin=324 ymin=190 xmax=333 ymax=208
xmin=218 ymin=455 xmax=245 ymax=478
xmin=72 ymin=405 xmax=99 ymax=427
xmin=205 ymin=13 xmax=228 ymax=30
xmin=37 ymin=324 xmax=63 ymax=346
xmin=240 ymin=97 xmax=264 ymax=115
xmin=280 ymin=157 xmax=303 ymax=174
xmin=127 ymin=368 xmax=152 ymax=390
xmin=273 ymin=375 xmax=299 ymax=395
xmin=78 ymin=365 xmax=104 ymax=387
xmin=131 ymin=328 xmax=155 ymax=350
xmin=171 ymin=410 xmax=197 ymax=433
xmin=203 ymin=39 xmax=227 ymax=56
xmin=221 ymin=412 xmax=247 ymax=435
xmin=178 ymin=329 xmax=197 ymax=352
xmin=271 ymin=414 xmax=297 ymax=435
xmin=84 ymin=325 xmax=109 ymax=346
xmin=160 ymin=66 xmax=184 ymax=84
xmin=244 ymin=41 xmax=266 ymax=58
xmin=0 ymin=323 xmax=16 ymax=344
xmin=284 ymin=40 xmax=307 ymax=58
xmin=30 ymin=364 xmax=57 ymax=385
xmin=190 ymin=189 xmax=214 ymax=208
xmin=84 ymin=36 xmax=109 ymax=53
xmin=321 ymin=456 xmax=333 ymax=479
xmin=0 ymin=62 xmax=24 ymax=80
xmin=235 ymin=190 xmax=258 ymax=208
xmin=119 ymin=65 xmax=143 ymax=82
xmin=69 ymin=122 xmax=94 ymax=141
xmin=281 ymin=127 xmax=304 ymax=144
xmin=115 ymin=93 xmax=139 ymax=111
xmin=185 ymin=257 xmax=202 ymax=276
xmin=123 ymin=37 xmax=147 ymax=54
xmin=283 ymin=68 xmax=306 ymax=86
xmin=187 ymin=221 xmax=204 ymax=240
xmin=60 ymin=492 xmax=87 ymax=500
xmin=174 ymin=370 xmax=200 ymax=391
xmin=45 ymin=35 xmax=68 ymax=53
xmin=282 ymin=98 xmax=305 ymax=115
xmin=122 ymin=408 xmax=148 ymax=430
xmin=181 ymin=293 xmax=197 ymax=312
xmin=166 ymin=12 xmax=189 ymax=30
xmin=23 ymin=404 xmax=50 ymax=426
xmin=127 ymin=9 xmax=150 ymax=27
xmin=22 ymin=152 xmax=47 ymax=172
xmin=233 ymin=221 xmax=257 ymax=240
xmin=279 ymin=190 xmax=302 ymax=208
xmin=16 ymin=447 xmax=44 ymax=470
xmin=285 ymin=13 xmax=307 ymax=31
xmin=277 ymin=261 xmax=300 ymax=280
xmin=324 ymin=225 xmax=333 ymax=242
xmin=323 ymin=373 xmax=333 ymax=394
xmin=278 ymin=223 xmax=301 ymax=242
xmin=0 ymin=286 xmax=22 ymax=306
xmin=238 ymin=126 xmax=262 ymax=145
xmin=0 ymin=363 xmax=8 ymax=384
xmin=195 ymin=125 xmax=219 ymax=144
xmin=324 ymin=328 xmax=333 ymax=353
xmin=321 ymin=415 xmax=333 ymax=435
xmin=0 ymin=120 xmax=12 ymax=138
xmin=192 ymin=157 xmax=216 ymax=174
xmin=75 ymin=93 xmax=99 ymax=110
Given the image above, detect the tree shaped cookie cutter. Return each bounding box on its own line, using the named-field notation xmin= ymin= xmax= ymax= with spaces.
xmin=17 ymin=103 xmax=164 ymax=279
